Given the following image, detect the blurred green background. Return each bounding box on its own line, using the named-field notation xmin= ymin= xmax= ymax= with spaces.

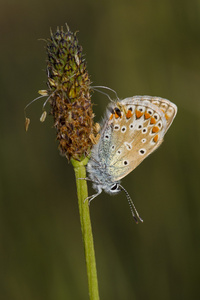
xmin=1 ymin=0 xmax=200 ymax=299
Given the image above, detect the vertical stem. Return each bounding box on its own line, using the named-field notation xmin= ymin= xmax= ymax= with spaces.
xmin=71 ymin=158 xmax=100 ymax=300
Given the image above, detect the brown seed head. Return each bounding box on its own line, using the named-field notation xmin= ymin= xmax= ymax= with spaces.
xmin=46 ymin=25 xmax=95 ymax=161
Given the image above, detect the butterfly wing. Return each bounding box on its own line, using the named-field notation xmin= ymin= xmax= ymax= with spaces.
xmin=98 ymin=96 xmax=177 ymax=181
xmin=120 ymin=96 xmax=177 ymax=132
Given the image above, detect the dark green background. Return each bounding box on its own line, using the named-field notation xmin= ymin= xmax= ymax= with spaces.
xmin=1 ymin=0 xmax=200 ymax=299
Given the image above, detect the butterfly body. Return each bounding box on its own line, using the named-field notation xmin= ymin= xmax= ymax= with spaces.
xmin=87 ymin=96 xmax=177 ymax=219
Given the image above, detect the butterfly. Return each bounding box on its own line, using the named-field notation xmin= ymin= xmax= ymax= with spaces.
xmin=87 ymin=96 xmax=177 ymax=223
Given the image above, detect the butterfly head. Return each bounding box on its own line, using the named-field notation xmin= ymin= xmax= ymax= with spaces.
xmin=93 ymin=181 xmax=121 ymax=195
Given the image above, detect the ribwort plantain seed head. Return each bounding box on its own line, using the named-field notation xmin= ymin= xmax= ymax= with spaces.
xmin=46 ymin=25 xmax=95 ymax=161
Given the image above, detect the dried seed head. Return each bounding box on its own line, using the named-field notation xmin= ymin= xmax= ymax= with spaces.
xmin=46 ymin=25 xmax=95 ymax=161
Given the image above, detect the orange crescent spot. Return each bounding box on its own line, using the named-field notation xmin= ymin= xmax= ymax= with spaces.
xmin=165 ymin=113 xmax=170 ymax=120
xmin=109 ymin=114 xmax=113 ymax=120
xmin=150 ymin=117 xmax=156 ymax=124
xmin=144 ymin=112 xmax=151 ymax=119
xmin=115 ymin=112 xmax=120 ymax=119
xmin=152 ymin=126 xmax=159 ymax=133
xmin=126 ymin=110 xmax=133 ymax=119
xmin=135 ymin=110 xmax=143 ymax=119
xmin=153 ymin=134 xmax=159 ymax=143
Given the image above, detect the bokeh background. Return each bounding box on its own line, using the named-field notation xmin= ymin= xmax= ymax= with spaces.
xmin=1 ymin=0 xmax=200 ymax=299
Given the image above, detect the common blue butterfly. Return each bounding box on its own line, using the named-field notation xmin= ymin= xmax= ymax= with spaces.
xmin=87 ymin=96 xmax=177 ymax=223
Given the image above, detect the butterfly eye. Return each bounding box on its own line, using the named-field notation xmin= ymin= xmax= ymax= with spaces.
xmin=110 ymin=183 xmax=120 ymax=192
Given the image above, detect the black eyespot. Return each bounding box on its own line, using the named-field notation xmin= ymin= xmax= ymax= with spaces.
xmin=142 ymin=128 xmax=147 ymax=133
xmin=147 ymin=109 xmax=153 ymax=115
xmin=154 ymin=114 xmax=159 ymax=120
xmin=128 ymin=107 xmax=133 ymax=111
xmin=138 ymin=125 xmax=142 ymax=129
xmin=105 ymin=134 xmax=109 ymax=139
xmin=139 ymin=149 xmax=146 ymax=155
xmin=123 ymin=160 xmax=128 ymax=165
xmin=114 ymin=107 xmax=122 ymax=117
xmin=121 ymin=126 xmax=126 ymax=132
xmin=125 ymin=142 xmax=132 ymax=150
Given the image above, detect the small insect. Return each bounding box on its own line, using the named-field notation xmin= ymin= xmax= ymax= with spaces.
xmin=87 ymin=95 xmax=177 ymax=223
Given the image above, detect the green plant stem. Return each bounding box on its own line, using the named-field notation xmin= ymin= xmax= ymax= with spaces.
xmin=71 ymin=158 xmax=100 ymax=300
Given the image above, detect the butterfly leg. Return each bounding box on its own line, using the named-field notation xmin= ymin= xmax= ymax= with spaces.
xmin=78 ymin=177 xmax=91 ymax=181
xmin=84 ymin=185 xmax=102 ymax=205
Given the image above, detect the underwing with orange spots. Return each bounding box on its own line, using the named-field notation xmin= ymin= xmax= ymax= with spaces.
xmin=86 ymin=95 xmax=177 ymax=222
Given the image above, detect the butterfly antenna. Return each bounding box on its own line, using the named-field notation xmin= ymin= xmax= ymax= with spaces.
xmin=119 ymin=184 xmax=143 ymax=224
xmin=91 ymin=85 xmax=119 ymax=102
